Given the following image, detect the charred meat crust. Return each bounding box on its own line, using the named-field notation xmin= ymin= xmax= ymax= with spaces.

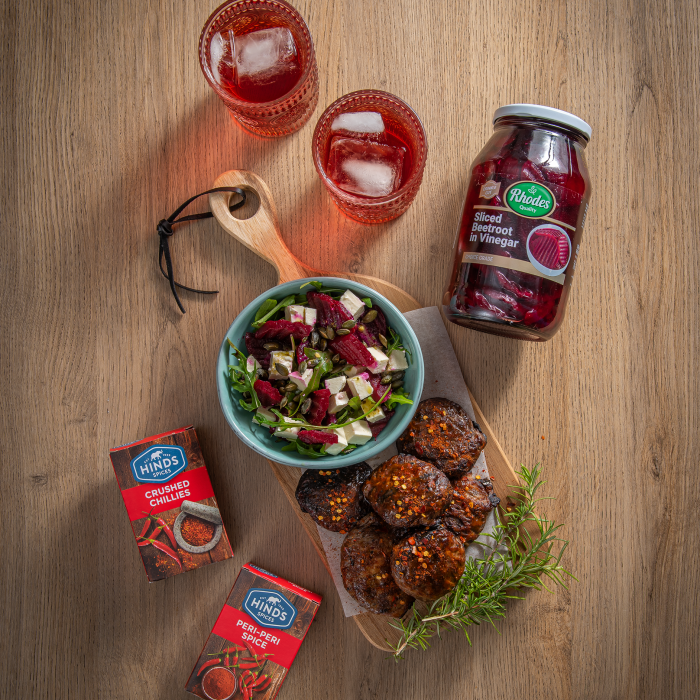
xmin=341 ymin=513 xmax=414 ymax=617
xmin=362 ymin=454 xmax=453 ymax=529
xmin=391 ymin=522 xmax=466 ymax=601
xmin=442 ymin=472 xmax=495 ymax=544
xmin=295 ymin=462 xmax=372 ymax=533
xmin=396 ymin=398 xmax=487 ymax=478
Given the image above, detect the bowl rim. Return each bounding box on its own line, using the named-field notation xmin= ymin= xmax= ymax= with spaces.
xmin=216 ymin=276 xmax=424 ymax=468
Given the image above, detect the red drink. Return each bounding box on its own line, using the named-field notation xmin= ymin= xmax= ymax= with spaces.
xmin=313 ymin=91 xmax=428 ymax=223
xmin=443 ymin=105 xmax=592 ymax=341
xmin=199 ymin=0 xmax=318 ymax=137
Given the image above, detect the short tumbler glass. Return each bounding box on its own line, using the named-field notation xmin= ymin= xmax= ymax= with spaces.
xmin=312 ymin=90 xmax=428 ymax=223
xmin=199 ymin=0 xmax=319 ymax=137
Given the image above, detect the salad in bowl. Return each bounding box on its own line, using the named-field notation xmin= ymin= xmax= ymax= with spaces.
xmin=217 ymin=278 xmax=424 ymax=468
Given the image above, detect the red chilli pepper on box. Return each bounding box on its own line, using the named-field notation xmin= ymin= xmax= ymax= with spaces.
xmin=196 ymin=658 xmax=221 ymax=677
xmin=138 ymin=538 xmax=182 ymax=571
xmin=142 ymin=511 xmax=178 ymax=550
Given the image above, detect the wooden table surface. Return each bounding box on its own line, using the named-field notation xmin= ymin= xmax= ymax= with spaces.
xmin=2 ymin=0 xmax=699 ymax=698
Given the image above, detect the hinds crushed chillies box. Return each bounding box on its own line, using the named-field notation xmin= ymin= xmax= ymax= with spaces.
xmin=110 ymin=426 xmax=233 ymax=582
xmin=186 ymin=563 xmax=322 ymax=700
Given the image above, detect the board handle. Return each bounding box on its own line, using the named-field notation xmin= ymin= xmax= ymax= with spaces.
xmin=209 ymin=170 xmax=310 ymax=283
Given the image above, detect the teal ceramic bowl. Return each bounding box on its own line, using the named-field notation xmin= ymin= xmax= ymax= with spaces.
xmin=216 ymin=277 xmax=424 ymax=468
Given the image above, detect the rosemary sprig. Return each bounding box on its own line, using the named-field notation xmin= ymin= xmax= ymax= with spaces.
xmin=389 ymin=464 xmax=575 ymax=659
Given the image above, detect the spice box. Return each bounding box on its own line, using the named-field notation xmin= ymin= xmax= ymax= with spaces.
xmin=186 ymin=563 xmax=321 ymax=700
xmin=110 ymin=426 xmax=233 ymax=581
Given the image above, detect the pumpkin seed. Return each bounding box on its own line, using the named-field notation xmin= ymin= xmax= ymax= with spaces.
xmin=378 ymin=333 xmax=388 ymax=348
xmin=263 ymin=342 xmax=280 ymax=351
xmin=381 ymin=370 xmax=394 ymax=378
xmin=284 ymin=382 xmax=297 ymax=392
xmin=325 ymin=326 xmax=336 ymax=340
xmin=341 ymin=320 xmax=356 ymax=330
xmin=275 ymin=362 xmax=289 ymax=377
xmin=299 ymin=360 xmax=308 ymax=373
xmin=362 ymin=309 xmax=378 ymax=323
xmin=331 ymin=354 xmax=340 ymax=363
xmin=335 ymin=328 xmax=351 ymax=336
xmin=380 ymin=375 xmax=393 ymax=385
xmin=318 ymin=328 xmax=329 ymax=340
xmin=301 ymin=398 xmax=312 ymax=414
xmin=319 ymin=339 xmax=328 ymax=351
xmin=307 ymin=359 xmax=318 ymax=368
xmin=391 ymin=379 xmax=404 ymax=389
xmin=279 ymin=396 xmax=288 ymax=409
xmin=310 ymin=330 xmax=320 ymax=347
xmin=392 ymin=370 xmax=404 ymax=380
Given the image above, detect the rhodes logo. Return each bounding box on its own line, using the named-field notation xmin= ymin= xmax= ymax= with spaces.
xmin=130 ymin=445 xmax=187 ymax=484
xmin=243 ymin=589 xmax=298 ymax=630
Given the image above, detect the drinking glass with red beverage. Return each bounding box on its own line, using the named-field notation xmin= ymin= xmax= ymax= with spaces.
xmin=312 ymin=90 xmax=428 ymax=223
xmin=199 ymin=0 xmax=318 ymax=137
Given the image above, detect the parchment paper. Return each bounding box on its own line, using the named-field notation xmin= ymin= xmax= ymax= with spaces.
xmin=313 ymin=306 xmax=496 ymax=616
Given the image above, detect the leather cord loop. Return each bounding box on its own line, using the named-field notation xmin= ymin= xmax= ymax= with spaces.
xmin=157 ymin=187 xmax=246 ymax=313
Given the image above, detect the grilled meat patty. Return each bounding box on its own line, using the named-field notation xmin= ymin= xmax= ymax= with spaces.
xmin=391 ymin=522 xmax=466 ymax=600
xmin=396 ymin=398 xmax=487 ymax=478
xmin=341 ymin=513 xmax=414 ymax=617
xmin=362 ymin=454 xmax=453 ymax=529
xmin=442 ymin=473 xmax=498 ymax=544
xmin=295 ymin=462 xmax=372 ymax=533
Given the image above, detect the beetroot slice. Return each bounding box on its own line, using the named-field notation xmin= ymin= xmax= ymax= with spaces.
xmin=355 ymin=305 xmax=387 ymax=346
xmin=255 ymin=320 xmax=312 ymax=341
xmin=307 ymin=388 xmax=331 ymax=426
xmin=245 ymin=332 xmax=270 ymax=369
xmin=295 ymin=337 xmax=309 ymax=365
xmin=254 ymin=379 xmax=283 ymax=407
xmin=329 ymin=330 xmax=378 ymax=370
xmin=323 ymin=413 xmax=338 ymax=425
xmin=298 ymin=430 xmax=339 ymax=445
xmin=367 ymin=374 xmax=392 ymax=403
xmin=306 ymin=291 xmax=353 ymax=328
xmin=370 ymin=410 xmax=395 ymax=438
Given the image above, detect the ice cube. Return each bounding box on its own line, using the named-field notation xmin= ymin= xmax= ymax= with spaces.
xmin=234 ymin=27 xmax=300 ymax=93
xmin=327 ymin=137 xmax=405 ymax=198
xmin=210 ymin=30 xmax=236 ymax=86
xmin=330 ymin=112 xmax=386 ymax=141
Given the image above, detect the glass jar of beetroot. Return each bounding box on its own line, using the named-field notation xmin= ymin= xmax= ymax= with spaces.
xmin=443 ymin=104 xmax=592 ymax=341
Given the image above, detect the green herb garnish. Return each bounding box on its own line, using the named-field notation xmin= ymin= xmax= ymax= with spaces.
xmin=226 ymin=339 xmax=260 ymax=412
xmin=389 ymin=464 xmax=574 ymax=659
xmin=251 ymin=294 xmax=296 ymax=329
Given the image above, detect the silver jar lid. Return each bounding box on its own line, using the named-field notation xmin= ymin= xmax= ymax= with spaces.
xmin=493 ymin=104 xmax=592 ymax=141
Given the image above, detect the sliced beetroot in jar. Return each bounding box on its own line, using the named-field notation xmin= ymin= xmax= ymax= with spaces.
xmin=355 ymin=306 xmax=387 ymax=347
xmin=369 ymin=410 xmax=394 ymax=438
xmin=255 ymin=320 xmax=312 ymax=341
xmin=307 ymin=388 xmax=331 ymax=425
xmin=528 ymin=227 xmax=569 ymax=269
xmin=298 ymin=429 xmax=339 ymax=445
xmin=254 ymin=379 xmax=283 ymax=407
xmin=245 ymin=332 xmax=271 ymax=369
xmin=367 ymin=374 xmax=391 ymax=403
xmin=329 ymin=330 xmax=378 ymax=370
xmin=495 ymin=270 xmax=534 ymax=299
xmin=306 ymin=291 xmax=353 ymax=328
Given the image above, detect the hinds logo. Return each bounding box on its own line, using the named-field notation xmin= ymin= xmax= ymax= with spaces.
xmin=130 ymin=445 xmax=187 ymax=484
xmin=243 ymin=589 xmax=297 ymax=630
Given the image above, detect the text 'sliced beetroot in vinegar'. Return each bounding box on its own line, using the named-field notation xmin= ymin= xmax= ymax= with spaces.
xmin=443 ymin=104 xmax=592 ymax=341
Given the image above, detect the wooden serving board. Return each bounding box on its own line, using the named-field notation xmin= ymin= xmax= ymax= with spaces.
xmin=210 ymin=170 xmax=522 ymax=652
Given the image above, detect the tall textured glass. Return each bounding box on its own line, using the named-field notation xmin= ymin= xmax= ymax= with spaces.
xmin=199 ymin=0 xmax=319 ymax=137
xmin=312 ymin=90 xmax=428 ymax=224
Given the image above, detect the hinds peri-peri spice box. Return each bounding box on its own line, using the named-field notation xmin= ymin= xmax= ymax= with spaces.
xmin=110 ymin=426 xmax=233 ymax=582
xmin=186 ymin=564 xmax=322 ymax=700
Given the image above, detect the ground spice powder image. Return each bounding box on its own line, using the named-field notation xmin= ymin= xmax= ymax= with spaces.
xmin=182 ymin=515 xmax=216 ymax=546
xmin=202 ymin=667 xmax=237 ymax=699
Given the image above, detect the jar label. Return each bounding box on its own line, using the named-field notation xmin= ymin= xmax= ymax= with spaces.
xmin=504 ymin=181 xmax=556 ymax=217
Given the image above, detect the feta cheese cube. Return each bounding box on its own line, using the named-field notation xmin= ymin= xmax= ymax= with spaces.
xmin=344 ymin=365 xmax=365 ymax=378
xmin=328 ymin=391 xmax=349 ymax=414
xmin=387 ymin=349 xmax=409 ymax=371
xmin=361 ymin=399 xmax=386 ymax=423
xmin=366 ymin=347 xmax=389 ymax=373
xmin=246 ymin=355 xmax=261 ymax=374
xmin=344 ymin=420 xmax=372 ymax=445
xmin=253 ymin=407 xmax=276 ymax=425
xmin=275 ymin=416 xmax=303 ymax=440
xmin=325 ymin=375 xmax=347 ymax=394
xmin=289 ymin=368 xmax=313 ymax=391
xmin=303 ymin=307 xmax=317 ymax=326
xmin=339 ymin=290 xmax=365 ymax=320
xmin=268 ymin=350 xmax=294 ymax=380
xmin=284 ymin=305 xmax=306 ymax=324
xmin=324 ymin=427 xmax=348 ymax=455
xmin=347 ymin=373 xmax=373 ymax=400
